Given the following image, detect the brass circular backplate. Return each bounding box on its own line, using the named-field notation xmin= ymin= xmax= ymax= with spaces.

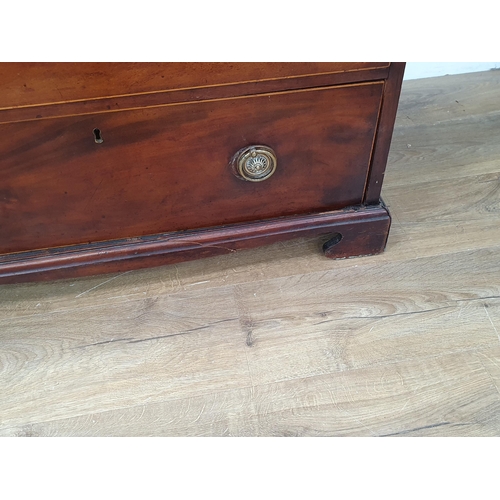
xmin=231 ymin=145 xmax=277 ymax=182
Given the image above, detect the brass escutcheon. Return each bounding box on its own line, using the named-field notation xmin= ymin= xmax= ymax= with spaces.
xmin=231 ymin=145 xmax=277 ymax=182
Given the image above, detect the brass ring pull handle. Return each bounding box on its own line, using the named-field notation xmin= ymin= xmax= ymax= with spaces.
xmin=231 ymin=145 xmax=277 ymax=182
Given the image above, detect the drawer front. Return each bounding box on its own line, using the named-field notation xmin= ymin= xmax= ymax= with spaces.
xmin=0 ymin=82 xmax=383 ymax=254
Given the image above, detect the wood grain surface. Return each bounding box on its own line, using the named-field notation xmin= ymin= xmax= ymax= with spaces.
xmin=1 ymin=70 xmax=500 ymax=436
xmin=0 ymin=205 xmax=391 ymax=284
xmin=0 ymin=62 xmax=389 ymax=109
xmin=0 ymin=82 xmax=383 ymax=255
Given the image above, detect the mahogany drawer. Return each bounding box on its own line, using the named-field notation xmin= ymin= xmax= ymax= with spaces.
xmin=1 ymin=82 xmax=383 ymax=255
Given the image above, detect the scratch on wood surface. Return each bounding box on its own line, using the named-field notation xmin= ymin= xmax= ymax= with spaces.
xmin=483 ymin=304 xmax=500 ymax=341
xmin=209 ymin=393 xmax=217 ymax=413
xmin=106 ymin=292 xmax=144 ymax=300
xmin=186 ymin=240 xmax=237 ymax=253
xmin=193 ymin=402 xmax=206 ymax=424
xmin=84 ymin=177 xmax=105 ymax=212
xmin=139 ymin=405 xmax=146 ymax=420
xmin=477 ymin=351 xmax=500 ymax=370
xmin=399 ymin=398 xmax=411 ymax=414
xmin=75 ymin=271 xmax=132 ymax=298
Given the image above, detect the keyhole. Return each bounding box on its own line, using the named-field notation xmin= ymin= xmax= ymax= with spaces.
xmin=93 ymin=128 xmax=103 ymax=144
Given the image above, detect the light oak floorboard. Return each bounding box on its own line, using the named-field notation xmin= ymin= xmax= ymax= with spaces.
xmin=1 ymin=350 xmax=498 ymax=437
xmin=0 ymin=289 xmax=251 ymax=428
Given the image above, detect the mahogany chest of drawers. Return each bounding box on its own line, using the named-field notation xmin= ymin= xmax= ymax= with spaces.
xmin=0 ymin=62 xmax=404 ymax=283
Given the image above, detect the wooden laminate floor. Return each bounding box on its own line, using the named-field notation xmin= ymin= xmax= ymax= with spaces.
xmin=1 ymin=70 xmax=500 ymax=437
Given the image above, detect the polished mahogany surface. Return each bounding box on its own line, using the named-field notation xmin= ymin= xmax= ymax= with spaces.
xmin=0 ymin=63 xmax=389 ymax=108
xmin=0 ymin=63 xmax=404 ymax=282
xmin=1 ymin=82 xmax=383 ymax=254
